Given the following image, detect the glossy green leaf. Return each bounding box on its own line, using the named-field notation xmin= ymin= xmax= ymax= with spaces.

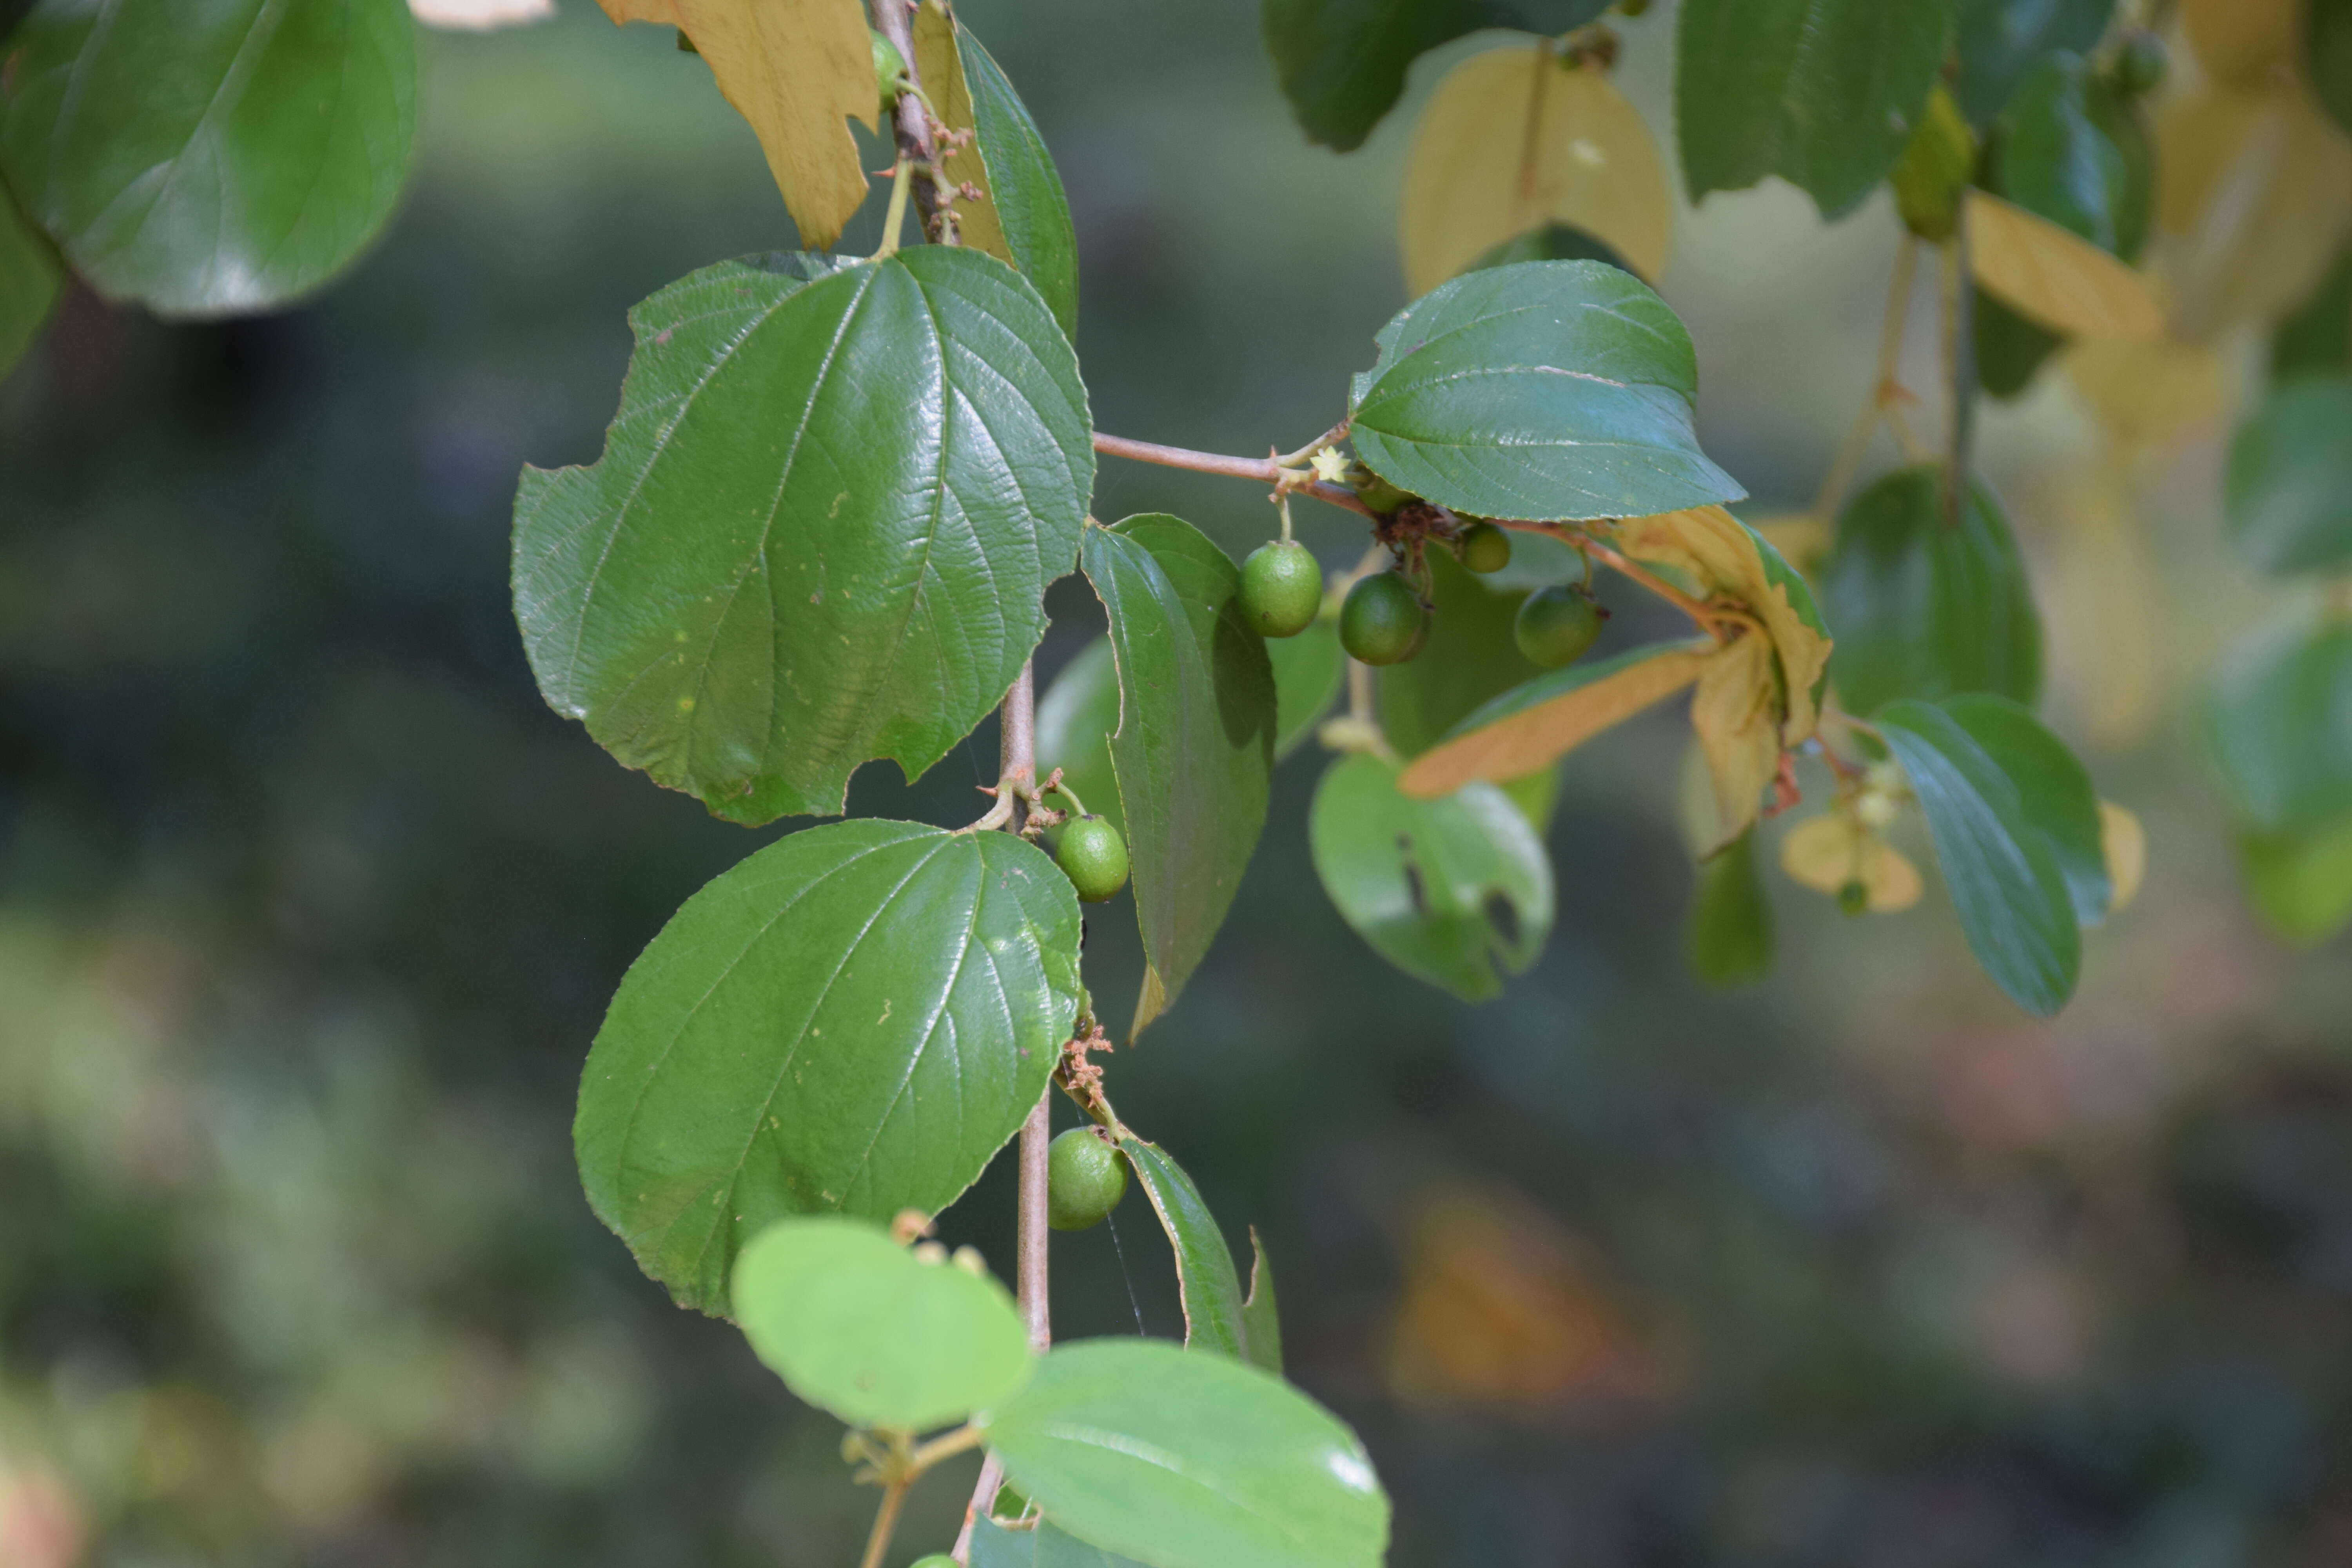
xmin=982 ymin=1339 xmax=1389 ymax=1568
xmin=514 ymin=249 xmax=1093 ymax=826
xmin=732 ymin=1217 xmax=1029 ymax=1430
xmin=2203 ymin=618 xmax=2352 ymax=837
xmin=1675 ymin=0 xmax=1958 ymax=221
xmin=2272 ymin=252 xmax=2352 ymax=377
xmin=1243 ymin=1228 xmax=1283 ymax=1377
xmin=0 ymin=0 xmax=416 ymax=316
xmin=1944 ymin=693 xmax=2110 ymax=926
xmin=1349 ymin=260 xmax=1744 ymax=523
xmin=1684 ymin=828 xmax=1774 ymax=987
xmin=1878 ymin=698 xmax=2081 ymax=1016
xmin=2225 ymin=374 xmax=2352 ymax=575
xmin=1376 ymin=548 xmax=1540 ymax=755
xmin=1820 ymin=465 xmax=2042 ymax=716
xmin=1954 ymin=0 xmax=2115 ymax=127
xmin=2240 ymin=815 xmax=2352 ymax=948
xmin=1261 ymin=0 xmax=1611 ymax=151
xmin=2313 ymin=0 xmax=2352 ymax=139
xmin=961 ymin=25 xmax=1080 ymax=340
xmin=1462 ymin=221 xmax=1633 ymax=278
xmin=0 ymin=182 xmax=60 ymax=378
xmin=1270 ymin=617 xmax=1346 ymax=760
xmin=1037 ymin=639 xmax=1125 ymax=839
xmin=576 ymin=820 xmax=1083 ymax=1314
xmin=1116 ymin=1134 xmax=1251 ymax=1362
xmin=1309 ymin=752 xmax=1553 ymax=1000
xmin=1974 ymin=293 xmax=2062 ymax=399
xmin=971 ymin=1515 xmax=1158 ymax=1568
xmin=1081 ymin=516 xmax=1278 ymax=1036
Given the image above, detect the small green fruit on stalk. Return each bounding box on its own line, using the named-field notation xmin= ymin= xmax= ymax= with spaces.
xmin=1047 ymin=1128 xmax=1129 ymax=1231
xmin=1058 ymin=815 xmax=1129 ymax=902
xmin=1514 ymin=583 xmax=1605 ymax=667
xmin=1341 ymin=572 xmax=1427 ymax=665
xmin=1241 ymin=540 xmax=1323 ymax=637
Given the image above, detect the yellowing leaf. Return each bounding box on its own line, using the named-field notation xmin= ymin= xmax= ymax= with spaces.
xmin=2036 ymin=461 xmax=2163 ymax=748
xmin=599 ymin=0 xmax=879 ymax=250
xmin=2182 ymin=0 xmax=2301 ymax=85
xmin=1689 ymin=630 xmax=1780 ymax=853
xmin=1613 ymin=505 xmax=1834 ymax=746
xmin=410 ymin=0 xmax=551 ymax=25
xmin=1399 ymin=46 xmax=1671 ymax=296
xmin=1748 ymin=511 xmax=1831 ymax=572
xmin=910 ymin=3 xmax=1011 ymax=263
xmin=1966 ymin=190 xmax=2163 ymax=340
xmin=2100 ymin=800 xmax=2146 ymax=912
xmin=1396 ymin=643 xmax=1716 ymax=799
xmin=2154 ymin=87 xmax=2352 ymax=340
xmin=2060 ymin=337 xmax=2230 ymax=452
xmin=1780 ymin=814 xmax=1923 ymax=913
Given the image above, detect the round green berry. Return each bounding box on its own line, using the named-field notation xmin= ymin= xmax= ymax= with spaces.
xmin=1456 ymin=521 xmax=1512 ymax=574
xmin=1513 ymin=583 xmax=1604 ymax=668
xmin=2115 ymin=31 xmax=2167 ymax=96
xmin=1240 ymin=540 xmax=1323 ymax=638
xmin=1047 ymin=1127 xmax=1129 ymax=1231
xmin=1354 ymin=473 xmax=1413 ymax=514
xmin=1340 ymin=571 xmax=1427 ymax=666
xmin=1057 ymin=815 xmax=1129 ymax=903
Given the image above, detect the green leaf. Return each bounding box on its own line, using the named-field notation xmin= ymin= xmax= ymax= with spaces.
xmin=1115 ymin=1134 xmax=1252 ymax=1362
xmin=1270 ymin=619 xmax=1346 ymax=760
xmin=2240 ymin=815 xmax=2352 ymax=948
xmin=1399 ymin=639 xmax=1716 ymax=796
xmin=1376 ymin=548 xmax=1540 ymax=755
xmin=981 ymin=1339 xmax=1389 ymax=1568
xmin=960 ymin=25 xmax=1080 ymax=340
xmin=1309 ymin=752 xmax=1553 ymax=1000
xmin=1462 ymin=221 xmax=1633 ymax=278
xmin=0 ymin=181 xmax=60 ymax=378
xmin=2272 ymin=252 xmax=2352 ymax=377
xmin=1984 ymin=53 xmax=2134 ymax=256
xmin=1877 ymin=698 xmax=2081 ymax=1016
xmin=514 ymin=248 xmax=1093 ymax=826
xmin=1243 ymin=1228 xmax=1283 ymax=1377
xmin=2313 ymin=0 xmax=2352 ymax=139
xmin=971 ymin=1515 xmax=1158 ymax=1568
xmin=1943 ymin=693 xmax=2110 ymax=926
xmin=1081 ymin=516 xmax=1278 ymax=1036
xmin=1349 ymin=260 xmax=1744 ymax=523
xmin=0 ymin=0 xmax=416 ymax=316
xmin=1037 ymin=639 xmax=1126 ymax=839
xmin=2225 ymin=374 xmax=2352 ymax=575
xmin=1261 ymin=0 xmax=1611 ymax=151
xmin=1974 ymin=292 xmax=2062 ymax=399
xmin=575 ymin=820 xmax=1083 ymax=1315
xmin=1820 ymin=465 xmax=2042 ymax=716
xmin=1953 ymin=0 xmax=2115 ymax=127
xmin=732 ymin=1217 xmax=1029 ymax=1430
xmin=1675 ymin=0 xmax=1958 ymax=221
xmin=1683 ymin=828 xmax=1774 ymax=987
xmin=2203 ymin=617 xmax=2352 ymax=837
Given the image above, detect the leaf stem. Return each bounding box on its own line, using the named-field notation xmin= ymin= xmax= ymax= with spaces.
xmin=1813 ymin=236 xmax=1919 ymax=523
xmin=1090 ymin=431 xmax=1375 ymax=518
xmin=859 ymin=1474 xmax=913 ymax=1568
xmin=874 ymin=158 xmax=913 ymax=260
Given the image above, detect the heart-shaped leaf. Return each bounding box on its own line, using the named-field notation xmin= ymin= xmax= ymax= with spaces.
xmin=514 ymin=247 xmax=1093 ymax=825
xmin=1311 ymin=752 xmax=1553 ymax=1000
xmin=1877 ymin=698 xmax=2081 ymax=1016
xmin=733 ymin=1217 xmax=1030 ymax=1430
xmin=1116 ymin=1134 xmax=1252 ymax=1361
xmin=0 ymin=0 xmax=416 ymax=316
xmin=2226 ymin=373 xmax=2352 ymax=575
xmin=1348 ymin=260 xmax=1744 ymax=524
xmin=981 ymin=1339 xmax=1389 ymax=1568
xmin=1081 ymin=516 xmax=1277 ymax=1036
xmin=576 ymin=819 xmax=1083 ymax=1314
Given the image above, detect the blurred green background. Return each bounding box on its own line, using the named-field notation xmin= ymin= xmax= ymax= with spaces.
xmin=6 ymin=3 xmax=2352 ymax=1564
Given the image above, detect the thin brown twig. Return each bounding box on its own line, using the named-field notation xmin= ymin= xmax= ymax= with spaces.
xmin=1090 ymin=431 xmax=1376 ymax=518
xmin=860 ymin=1474 xmax=914 ymax=1568
xmin=1813 ymin=236 xmax=1919 ymax=522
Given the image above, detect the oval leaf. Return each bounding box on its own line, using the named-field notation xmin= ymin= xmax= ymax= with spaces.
xmin=0 ymin=0 xmax=417 ymax=316
xmin=1081 ymin=516 xmax=1278 ymax=1036
xmin=1310 ymin=752 xmax=1553 ymax=1000
xmin=1967 ymin=190 xmax=2162 ymax=340
xmin=1400 ymin=46 xmax=1671 ymax=296
xmin=733 ymin=1217 xmax=1030 ymax=1430
xmin=1877 ymin=699 xmax=2082 ymax=1016
xmin=1684 ymin=828 xmax=1775 ymax=986
xmin=1819 ymin=464 xmax=2041 ymax=717
xmin=2203 ymin=617 xmax=2352 ymax=838
xmin=1397 ymin=640 xmax=1716 ymax=798
xmin=1348 ymin=260 xmax=1744 ymax=523
xmin=514 ymin=248 xmax=1093 ymax=825
xmin=1037 ymin=638 xmax=1126 ymax=838
xmin=576 ymin=820 xmax=1083 ymax=1314
xmin=981 ymin=1339 xmax=1389 ymax=1568
xmin=1116 ymin=1134 xmax=1252 ymax=1362
xmin=2226 ymin=373 xmax=2352 ymax=575
xmin=1675 ymin=0 xmax=1957 ymax=220
xmin=1943 ymin=693 xmax=2111 ymax=926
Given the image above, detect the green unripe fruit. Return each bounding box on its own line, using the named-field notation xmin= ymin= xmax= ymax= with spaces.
xmin=1456 ymin=521 xmax=1512 ymax=574
xmin=1057 ymin=815 xmax=1129 ymax=902
xmin=1047 ymin=1128 xmax=1129 ymax=1231
xmin=1616 ymin=0 xmax=1651 ymax=15
xmin=1240 ymin=540 xmax=1323 ymax=638
xmin=1340 ymin=572 xmax=1427 ymax=666
xmin=1514 ymin=583 xmax=1604 ymax=668
xmin=910 ymin=1557 xmax=958 ymax=1568
xmin=871 ymin=29 xmax=907 ymax=117
xmin=1890 ymin=85 xmax=1973 ymax=243
xmin=1838 ymin=880 xmax=1868 ymax=917
xmin=1354 ymin=472 xmax=1412 ymax=514
xmin=2115 ymin=32 xmax=2167 ymax=96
